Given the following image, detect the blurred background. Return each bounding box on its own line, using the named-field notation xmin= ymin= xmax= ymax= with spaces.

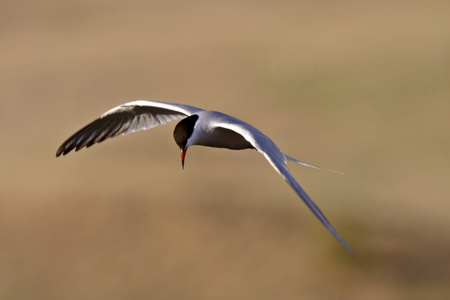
xmin=1 ymin=1 xmax=449 ymax=299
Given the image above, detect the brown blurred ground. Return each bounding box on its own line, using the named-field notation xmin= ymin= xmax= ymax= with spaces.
xmin=1 ymin=1 xmax=449 ymax=299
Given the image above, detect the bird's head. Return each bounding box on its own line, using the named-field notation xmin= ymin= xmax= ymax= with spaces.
xmin=173 ymin=115 xmax=199 ymax=170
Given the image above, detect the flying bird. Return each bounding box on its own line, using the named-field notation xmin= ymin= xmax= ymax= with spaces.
xmin=56 ymin=100 xmax=353 ymax=255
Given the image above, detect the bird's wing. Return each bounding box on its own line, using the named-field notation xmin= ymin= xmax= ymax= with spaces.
xmin=214 ymin=120 xmax=353 ymax=255
xmin=56 ymin=100 xmax=204 ymax=156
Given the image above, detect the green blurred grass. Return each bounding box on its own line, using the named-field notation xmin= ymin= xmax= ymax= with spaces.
xmin=1 ymin=1 xmax=449 ymax=299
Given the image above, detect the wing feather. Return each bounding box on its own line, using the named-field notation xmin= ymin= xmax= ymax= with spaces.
xmin=215 ymin=121 xmax=353 ymax=255
xmin=56 ymin=100 xmax=203 ymax=156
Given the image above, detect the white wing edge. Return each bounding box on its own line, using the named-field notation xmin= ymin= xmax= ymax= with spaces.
xmin=101 ymin=99 xmax=204 ymax=118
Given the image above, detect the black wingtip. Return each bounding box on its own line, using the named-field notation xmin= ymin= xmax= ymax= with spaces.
xmin=55 ymin=144 xmax=70 ymax=157
xmin=55 ymin=148 xmax=63 ymax=157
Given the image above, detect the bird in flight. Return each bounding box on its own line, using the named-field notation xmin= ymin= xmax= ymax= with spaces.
xmin=56 ymin=100 xmax=353 ymax=255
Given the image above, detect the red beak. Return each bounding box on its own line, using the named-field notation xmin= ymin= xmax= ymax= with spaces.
xmin=181 ymin=147 xmax=187 ymax=170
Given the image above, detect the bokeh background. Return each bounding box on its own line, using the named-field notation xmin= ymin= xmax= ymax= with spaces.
xmin=1 ymin=1 xmax=449 ymax=299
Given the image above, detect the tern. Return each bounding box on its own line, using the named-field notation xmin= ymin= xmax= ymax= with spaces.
xmin=56 ymin=100 xmax=353 ymax=254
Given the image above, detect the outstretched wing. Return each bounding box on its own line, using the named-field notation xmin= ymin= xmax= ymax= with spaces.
xmin=56 ymin=100 xmax=204 ymax=157
xmin=214 ymin=120 xmax=353 ymax=255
